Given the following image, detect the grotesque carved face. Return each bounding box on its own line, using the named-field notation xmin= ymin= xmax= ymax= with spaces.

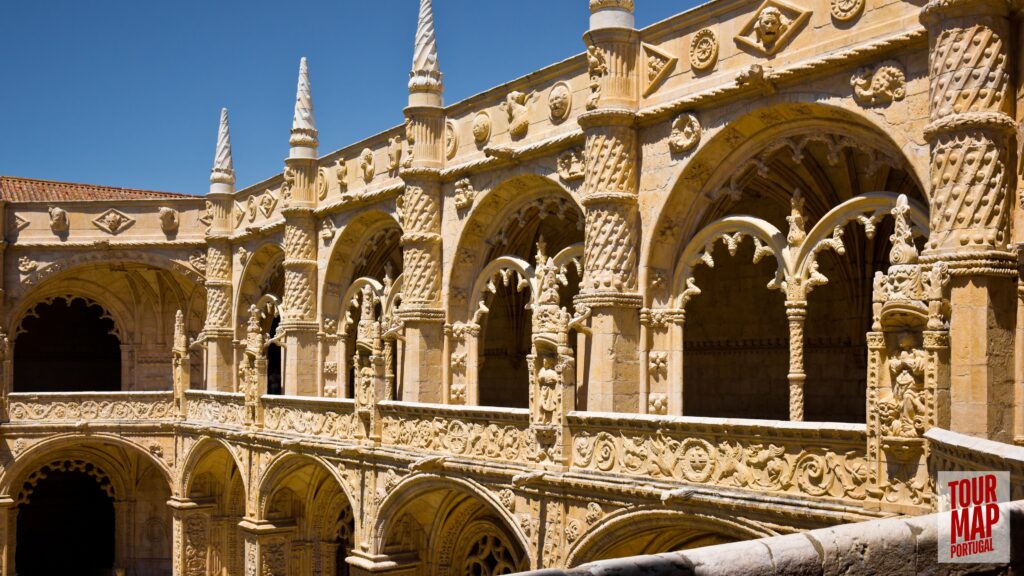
xmin=756 ymin=7 xmax=785 ymax=44
xmin=549 ymin=85 xmax=570 ymax=121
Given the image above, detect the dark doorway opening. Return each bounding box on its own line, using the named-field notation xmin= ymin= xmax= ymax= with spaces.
xmin=16 ymin=469 xmax=115 ymax=576
xmin=14 ymin=297 xmax=121 ymax=392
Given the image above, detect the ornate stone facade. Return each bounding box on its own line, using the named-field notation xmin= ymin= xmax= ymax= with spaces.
xmin=0 ymin=0 xmax=1022 ymax=574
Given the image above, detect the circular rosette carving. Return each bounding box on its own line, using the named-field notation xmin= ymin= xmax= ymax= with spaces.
xmin=669 ymin=114 xmax=701 ymax=154
xmin=689 ymin=28 xmax=719 ymax=72
xmin=793 ymin=451 xmax=834 ymax=496
xmin=680 ymin=439 xmax=717 ymax=482
xmin=445 ymin=420 xmax=469 ymax=454
xmin=593 ymin=432 xmax=617 ymax=472
xmin=830 ymin=0 xmax=864 ymax=22
xmin=444 ymin=120 xmax=459 ymax=160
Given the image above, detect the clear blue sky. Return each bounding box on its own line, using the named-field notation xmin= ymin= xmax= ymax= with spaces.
xmin=0 ymin=1 xmax=689 ymax=194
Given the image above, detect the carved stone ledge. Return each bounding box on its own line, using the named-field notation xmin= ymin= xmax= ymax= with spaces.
xmin=577 ymin=108 xmax=637 ymax=129
xmin=574 ymin=292 xmax=642 ymax=309
xmin=922 ymin=111 xmax=1017 ymax=141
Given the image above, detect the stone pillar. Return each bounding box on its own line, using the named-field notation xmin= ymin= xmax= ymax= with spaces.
xmin=238 ymin=520 xmax=293 ymax=576
xmin=205 ymin=108 xmax=237 ymax=392
xmin=785 ymin=301 xmax=807 ymax=421
xmin=0 ymin=498 xmax=16 ymax=576
xmin=577 ymin=0 xmax=641 ymax=413
xmin=921 ymin=0 xmax=1017 ymax=442
xmin=168 ymin=498 xmax=214 ymax=576
xmin=280 ymin=57 xmax=321 ymax=397
xmin=399 ymin=0 xmax=446 ymax=403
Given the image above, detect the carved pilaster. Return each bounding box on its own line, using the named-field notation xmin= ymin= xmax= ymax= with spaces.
xmin=168 ymin=498 xmax=214 ymax=576
xmin=280 ymin=161 xmax=319 ymax=396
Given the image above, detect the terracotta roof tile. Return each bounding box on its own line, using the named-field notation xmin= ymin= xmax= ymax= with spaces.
xmin=0 ymin=176 xmax=194 ymax=202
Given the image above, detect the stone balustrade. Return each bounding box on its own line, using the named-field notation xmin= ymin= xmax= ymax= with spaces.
xmin=569 ymin=412 xmax=872 ymax=503
xmin=7 ymin=391 xmax=176 ymax=423
xmin=261 ymin=394 xmax=358 ymax=439
xmin=379 ymin=400 xmax=532 ymax=463
xmin=184 ymin=390 xmax=246 ymax=427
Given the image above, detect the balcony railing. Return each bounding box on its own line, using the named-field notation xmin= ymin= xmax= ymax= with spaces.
xmin=379 ymin=401 xmax=531 ymax=463
xmin=8 ymin=391 xmax=176 ymax=423
xmin=185 ymin=390 xmax=246 ymax=427
xmin=568 ymin=412 xmax=871 ymax=503
xmin=262 ymin=395 xmax=358 ymax=439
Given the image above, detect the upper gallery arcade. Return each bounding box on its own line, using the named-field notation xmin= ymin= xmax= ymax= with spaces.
xmin=0 ymin=0 xmax=1022 ymax=574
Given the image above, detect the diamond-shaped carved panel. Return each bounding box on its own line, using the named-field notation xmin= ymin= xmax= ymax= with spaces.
xmin=642 ymin=43 xmax=678 ymax=97
xmin=734 ymin=0 xmax=811 ymax=57
xmin=92 ymin=208 xmax=135 ymax=235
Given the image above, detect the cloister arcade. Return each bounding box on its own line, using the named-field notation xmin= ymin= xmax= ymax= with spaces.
xmin=2 ymin=0 xmax=1022 ymax=573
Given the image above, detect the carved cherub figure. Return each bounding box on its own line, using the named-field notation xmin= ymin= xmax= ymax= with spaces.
xmin=886 ymin=332 xmax=928 ymax=437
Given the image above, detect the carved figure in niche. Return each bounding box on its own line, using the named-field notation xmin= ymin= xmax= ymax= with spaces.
xmin=158 ymin=207 xmax=179 ymax=234
xmin=357 ymin=363 xmax=375 ymax=407
xmin=502 ymin=91 xmax=534 ymax=140
xmin=557 ymin=149 xmax=586 ymax=182
xmin=48 ymin=206 xmax=69 ymax=235
xmin=884 ymin=332 xmax=928 ymax=438
xmin=537 ymin=355 xmax=561 ymax=425
xmin=472 ymin=112 xmax=491 ymax=144
xmin=851 ymin=61 xmax=907 ymax=107
xmin=360 ymin=148 xmax=375 ymax=182
xmin=586 ymin=44 xmax=607 ymax=110
xmin=668 ymin=114 xmax=701 ymax=154
xmin=548 ymin=82 xmax=572 ymax=122
xmin=755 ymin=7 xmax=789 ymax=48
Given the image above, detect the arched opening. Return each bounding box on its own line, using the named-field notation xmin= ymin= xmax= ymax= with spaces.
xmin=376 ymin=478 xmax=528 ymax=575
xmin=16 ymin=465 xmax=115 ymax=576
xmin=476 ymin=198 xmax=584 ymax=409
xmin=14 ymin=297 xmax=121 ymax=392
xmin=185 ymin=441 xmax=246 ymax=575
xmin=257 ymin=456 xmax=356 ymax=575
xmin=659 ymin=105 xmax=926 ymax=422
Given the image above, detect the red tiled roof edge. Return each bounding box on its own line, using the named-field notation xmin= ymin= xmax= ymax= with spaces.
xmin=0 ymin=176 xmax=197 ymax=202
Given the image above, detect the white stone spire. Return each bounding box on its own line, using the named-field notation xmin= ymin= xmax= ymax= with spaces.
xmin=408 ymin=0 xmax=443 ymax=98
xmin=290 ymin=57 xmax=318 ymax=156
xmin=210 ymin=107 xmax=235 ymax=193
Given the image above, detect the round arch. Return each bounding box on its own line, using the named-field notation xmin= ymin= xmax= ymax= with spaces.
xmin=373 ymin=473 xmax=530 ymax=573
xmin=644 ymin=101 xmax=927 ymax=301
xmin=176 ymin=435 xmax=248 ymax=499
xmin=320 ymin=209 xmax=403 ymax=328
xmin=566 ymin=507 xmax=769 ymax=567
xmin=235 ymin=241 xmax=286 ymax=337
xmin=448 ymin=174 xmax=584 ymax=323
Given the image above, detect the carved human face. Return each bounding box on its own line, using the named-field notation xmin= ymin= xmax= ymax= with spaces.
xmin=472 ymin=114 xmax=490 ymax=143
xmin=549 ymin=85 xmax=570 ymax=120
xmin=757 ymin=8 xmax=783 ymax=42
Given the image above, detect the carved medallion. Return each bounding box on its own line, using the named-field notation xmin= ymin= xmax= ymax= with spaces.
xmin=735 ymin=0 xmax=811 ymax=57
xmin=158 ymin=207 xmax=179 ymax=234
xmin=642 ymin=43 xmax=677 ymax=97
xmin=92 ymin=208 xmax=135 ymax=235
xmin=689 ymin=28 xmax=719 ymax=72
xmin=830 ymin=0 xmax=864 ymax=22
xmin=258 ymin=191 xmax=277 ymax=218
xmin=472 ymin=112 xmax=491 ymax=144
xmin=669 ymin=113 xmax=702 ymax=154
xmin=48 ymin=206 xmax=69 ymax=235
xmin=557 ymin=149 xmax=586 ymax=182
xmin=444 ymin=120 xmax=459 ymax=160
xmin=851 ymin=61 xmax=907 ymax=107
xmin=548 ymin=82 xmax=572 ymax=123
xmin=453 ymin=178 xmax=476 ymax=211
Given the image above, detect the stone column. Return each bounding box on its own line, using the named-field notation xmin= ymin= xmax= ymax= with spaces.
xmin=577 ymin=0 xmax=641 ymax=413
xmin=398 ymin=0 xmax=446 ymax=403
xmin=168 ymin=498 xmax=214 ymax=576
xmin=280 ymin=57 xmax=321 ymax=397
xmin=785 ymin=301 xmax=807 ymax=421
xmin=204 ymin=108 xmax=237 ymax=392
xmin=0 ymin=498 xmax=16 ymax=576
xmin=921 ymin=0 xmax=1017 ymax=442
xmin=238 ymin=520 xmax=293 ymax=576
